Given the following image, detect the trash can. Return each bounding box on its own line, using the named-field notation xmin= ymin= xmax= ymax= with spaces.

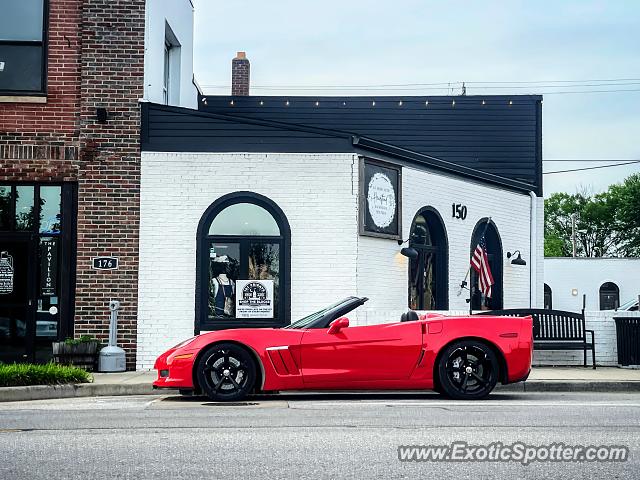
xmin=614 ymin=316 xmax=640 ymax=366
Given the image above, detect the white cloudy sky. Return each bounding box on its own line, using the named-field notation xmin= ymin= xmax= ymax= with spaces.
xmin=191 ymin=0 xmax=640 ymax=197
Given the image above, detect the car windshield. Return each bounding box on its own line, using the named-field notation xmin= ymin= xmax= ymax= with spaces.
xmin=617 ymin=298 xmax=639 ymax=311
xmin=285 ymin=298 xmax=354 ymax=329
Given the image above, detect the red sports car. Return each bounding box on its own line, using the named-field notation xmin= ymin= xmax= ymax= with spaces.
xmin=153 ymin=297 xmax=533 ymax=401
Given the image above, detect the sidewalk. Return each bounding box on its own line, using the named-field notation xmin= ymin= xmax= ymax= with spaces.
xmin=1 ymin=367 xmax=639 ymax=402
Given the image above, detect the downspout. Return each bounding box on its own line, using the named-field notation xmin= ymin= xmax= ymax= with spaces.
xmin=529 ymin=191 xmax=537 ymax=307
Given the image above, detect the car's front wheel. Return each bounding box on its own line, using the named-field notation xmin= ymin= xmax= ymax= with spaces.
xmin=437 ymin=340 xmax=499 ymax=400
xmin=196 ymin=343 xmax=256 ymax=401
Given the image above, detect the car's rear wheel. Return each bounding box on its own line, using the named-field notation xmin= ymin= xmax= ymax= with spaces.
xmin=437 ymin=340 xmax=499 ymax=400
xmin=196 ymin=343 xmax=256 ymax=401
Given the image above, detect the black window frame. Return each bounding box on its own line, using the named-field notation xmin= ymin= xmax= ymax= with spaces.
xmin=470 ymin=218 xmax=503 ymax=310
xmin=599 ymin=282 xmax=619 ymax=310
xmin=544 ymin=283 xmax=553 ymax=310
xmin=195 ymin=192 xmax=291 ymax=333
xmin=407 ymin=206 xmax=449 ymax=310
xmin=0 ymin=0 xmax=49 ymax=97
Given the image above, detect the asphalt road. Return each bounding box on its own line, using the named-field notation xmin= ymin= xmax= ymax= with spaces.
xmin=1 ymin=391 xmax=639 ymax=479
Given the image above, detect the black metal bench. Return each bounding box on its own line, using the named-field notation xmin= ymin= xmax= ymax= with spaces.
xmin=475 ymin=308 xmax=596 ymax=369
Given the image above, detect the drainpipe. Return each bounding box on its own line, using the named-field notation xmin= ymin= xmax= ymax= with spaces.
xmin=529 ymin=191 xmax=538 ymax=308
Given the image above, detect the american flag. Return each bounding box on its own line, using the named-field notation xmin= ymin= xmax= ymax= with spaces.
xmin=471 ymin=236 xmax=494 ymax=298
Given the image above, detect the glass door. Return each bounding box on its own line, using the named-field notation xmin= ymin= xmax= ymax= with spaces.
xmin=0 ymin=238 xmax=36 ymax=363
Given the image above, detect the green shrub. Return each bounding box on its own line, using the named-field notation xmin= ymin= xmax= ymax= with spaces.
xmin=64 ymin=335 xmax=99 ymax=346
xmin=0 ymin=363 xmax=93 ymax=387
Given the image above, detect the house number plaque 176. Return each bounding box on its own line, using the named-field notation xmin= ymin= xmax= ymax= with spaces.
xmin=93 ymin=257 xmax=119 ymax=270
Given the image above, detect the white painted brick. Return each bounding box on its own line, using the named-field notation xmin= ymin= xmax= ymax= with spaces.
xmin=137 ymin=152 xmax=542 ymax=369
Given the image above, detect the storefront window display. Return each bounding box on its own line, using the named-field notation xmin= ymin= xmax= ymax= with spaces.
xmin=197 ymin=193 xmax=291 ymax=331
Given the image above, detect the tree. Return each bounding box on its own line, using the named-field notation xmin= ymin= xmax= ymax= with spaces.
xmin=544 ymin=173 xmax=640 ymax=257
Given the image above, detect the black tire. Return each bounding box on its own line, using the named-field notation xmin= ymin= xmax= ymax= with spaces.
xmin=437 ymin=340 xmax=499 ymax=400
xmin=196 ymin=343 xmax=256 ymax=401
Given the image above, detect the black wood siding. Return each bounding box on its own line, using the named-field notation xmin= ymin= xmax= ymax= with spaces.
xmin=142 ymin=103 xmax=354 ymax=153
xmin=198 ymin=95 xmax=542 ymax=191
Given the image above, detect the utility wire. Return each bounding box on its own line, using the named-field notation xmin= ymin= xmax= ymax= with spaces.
xmin=543 ymin=161 xmax=640 ymax=175
xmin=200 ymin=77 xmax=640 ymax=89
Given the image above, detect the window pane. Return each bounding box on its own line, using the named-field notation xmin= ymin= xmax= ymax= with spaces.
xmin=39 ymin=186 xmax=61 ymax=234
xmin=0 ymin=186 xmax=11 ymax=230
xmin=15 ymin=186 xmax=35 ymax=231
xmin=0 ymin=45 xmax=43 ymax=92
xmin=208 ymin=243 xmax=240 ymax=318
xmin=0 ymin=0 xmax=44 ymax=41
xmin=248 ymin=243 xmax=280 ymax=319
xmin=209 ymin=203 xmax=280 ymax=236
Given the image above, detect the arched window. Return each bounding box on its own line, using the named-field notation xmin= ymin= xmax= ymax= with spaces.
xmin=544 ymin=284 xmax=552 ymax=310
xmin=599 ymin=282 xmax=619 ymax=310
xmin=196 ymin=192 xmax=291 ymax=331
xmin=408 ymin=207 xmax=448 ymax=310
xmin=470 ymin=218 xmax=503 ymax=310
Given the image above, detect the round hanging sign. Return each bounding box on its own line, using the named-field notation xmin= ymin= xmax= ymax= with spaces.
xmin=367 ymin=172 xmax=396 ymax=228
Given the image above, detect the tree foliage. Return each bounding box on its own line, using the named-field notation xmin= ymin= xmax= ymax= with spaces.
xmin=544 ymin=173 xmax=640 ymax=257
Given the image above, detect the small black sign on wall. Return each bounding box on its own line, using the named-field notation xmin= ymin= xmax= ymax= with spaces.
xmin=93 ymin=257 xmax=119 ymax=270
xmin=359 ymin=158 xmax=402 ymax=240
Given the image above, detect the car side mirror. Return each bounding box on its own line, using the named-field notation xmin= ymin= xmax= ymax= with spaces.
xmin=328 ymin=317 xmax=349 ymax=334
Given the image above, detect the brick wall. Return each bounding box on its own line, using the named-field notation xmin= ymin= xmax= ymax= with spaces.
xmin=73 ymin=0 xmax=145 ymax=369
xmin=138 ymin=151 xmax=539 ymax=369
xmin=0 ymin=0 xmax=82 ymax=143
xmin=0 ymin=0 xmax=145 ymax=369
xmin=533 ymin=311 xmax=640 ymax=367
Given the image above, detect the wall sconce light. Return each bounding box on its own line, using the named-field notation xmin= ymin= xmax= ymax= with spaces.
xmin=507 ymin=250 xmax=527 ymax=265
xmin=400 ymin=247 xmax=418 ymax=260
xmin=96 ymin=107 xmax=108 ymax=123
xmin=571 ymin=288 xmax=578 ymax=296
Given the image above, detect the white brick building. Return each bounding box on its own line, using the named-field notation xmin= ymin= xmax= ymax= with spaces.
xmin=137 ymin=149 xmax=543 ymax=369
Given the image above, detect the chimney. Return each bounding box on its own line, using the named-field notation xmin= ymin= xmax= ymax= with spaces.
xmin=231 ymin=51 xmax=250 ymax=96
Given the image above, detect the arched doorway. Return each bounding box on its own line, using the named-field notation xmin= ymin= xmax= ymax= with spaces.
xmin=599 ymin=282 xmax=619 ymax=310
xmin=470 ymin=218 xmax=503 ymax=310
xmin=544 ymin=283 xmax=552 ymax=310
xmin=408 ymin=207 xmax=448 ymax=310
xmin=195 ymin=192 xmax=291 ymax=331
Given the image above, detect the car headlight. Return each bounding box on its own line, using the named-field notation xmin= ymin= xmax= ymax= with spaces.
xmin=172 ymin=336 xmax=197 ymax=349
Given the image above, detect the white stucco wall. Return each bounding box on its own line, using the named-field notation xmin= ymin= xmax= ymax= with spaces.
xmin=144 ymin=0 xmax=198 ymax=108
xmin=544 ymin=258 xmax=640 ymax=311
xmin=137 ymin=151 xmax=541 ymax=368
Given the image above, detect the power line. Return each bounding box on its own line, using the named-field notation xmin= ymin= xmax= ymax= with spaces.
xmin=200 ymin=77 xmax=640 ymax=89
xmin=543 ymin=161 xmax=640 ymax=175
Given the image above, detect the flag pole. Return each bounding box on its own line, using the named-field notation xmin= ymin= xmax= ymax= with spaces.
xmin=469 ymin=217 xmax=492 ymax=315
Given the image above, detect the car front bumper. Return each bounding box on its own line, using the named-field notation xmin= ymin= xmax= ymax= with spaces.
xmin=152 ymin=347 xmax=196 ymax=390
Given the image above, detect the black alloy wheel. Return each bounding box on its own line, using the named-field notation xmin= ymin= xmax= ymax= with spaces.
xmin=437 ymin=340 xmax=499 ymax=400
xmin=196 ymin=343 xmax=256 ymax=401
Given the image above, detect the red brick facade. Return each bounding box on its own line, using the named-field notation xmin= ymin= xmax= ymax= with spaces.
xmin=0 ymin=0 xmax=145 ymax=369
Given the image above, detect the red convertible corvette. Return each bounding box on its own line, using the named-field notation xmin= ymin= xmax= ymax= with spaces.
xmin=154 ymin=297 xmax=533 ymax=401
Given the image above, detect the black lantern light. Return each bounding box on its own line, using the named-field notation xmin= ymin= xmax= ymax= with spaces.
xmin=507 ymin=250 xmax=527 ymax=266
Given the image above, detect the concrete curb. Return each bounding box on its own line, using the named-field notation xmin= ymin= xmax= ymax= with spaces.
xmin=0 ymin=383 xmax=175 ymax=403
xmin=2 ymin=381 xmax=640 ymax=402
xmin=496 ymin=381 xmax=640 ymax=393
